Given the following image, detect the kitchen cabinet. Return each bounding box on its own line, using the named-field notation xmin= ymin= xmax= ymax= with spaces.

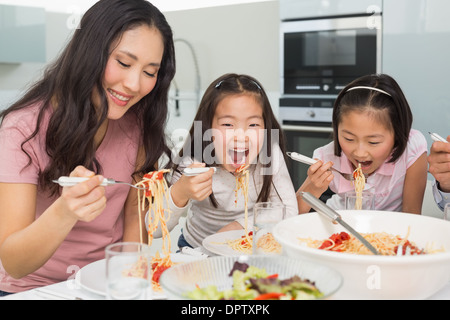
xmin=0 ymin=5 xmax=45 ymax=63
xmin=382 ymin=0 xmax=450 ymax=146
xmin=280 ymin=0 xmax=382 ymax=20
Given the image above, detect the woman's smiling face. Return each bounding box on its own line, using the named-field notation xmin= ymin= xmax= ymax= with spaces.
xmin=338 ymin=109 xmax=395 ymax=174
xmin=93 ymin=24 xmax=164 ymax=119
xmin=211 ymin=94 xmax=265 ymax=172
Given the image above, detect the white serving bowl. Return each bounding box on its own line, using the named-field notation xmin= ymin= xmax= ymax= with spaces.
xmin=159 ymin=255 xmax=343 ymax=300
xmin=273 ymin=210 xmax=450 ymax=300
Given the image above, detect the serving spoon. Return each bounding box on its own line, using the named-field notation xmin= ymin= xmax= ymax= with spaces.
xmin=299 ymin=192 xmax=379 ymax=255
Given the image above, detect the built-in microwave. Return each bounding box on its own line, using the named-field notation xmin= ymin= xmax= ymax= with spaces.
xmin=280 ymin=14 xmax=382 ymax=95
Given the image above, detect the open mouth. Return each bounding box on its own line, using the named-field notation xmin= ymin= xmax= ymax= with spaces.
xmin=228 ymin=148 xmax=249 ymax=167
xmin=357 ymin=160 xmax=373 ymax=170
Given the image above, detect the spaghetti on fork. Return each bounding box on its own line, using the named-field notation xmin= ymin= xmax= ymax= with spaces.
xmin=225 ymin=164 xmax=252 ymax=253
xmin=135 ymin=169 xmax=173 ymax=291
xmin=352 ymin=163 xmax=365 ymax=210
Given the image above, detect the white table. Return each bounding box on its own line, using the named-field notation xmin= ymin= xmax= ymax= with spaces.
xmin=2 ymin=278 xmax=450 ymax=300
xmin=1 ymin=279 xmax=103 ymax=300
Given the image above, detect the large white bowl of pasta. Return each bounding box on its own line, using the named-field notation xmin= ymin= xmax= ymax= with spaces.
xmin=273 ymin=210 xmax=450 ymax=300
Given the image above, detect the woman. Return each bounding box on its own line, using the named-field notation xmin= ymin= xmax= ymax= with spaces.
xmin=0 ymin=0 xmax=175 ymax=294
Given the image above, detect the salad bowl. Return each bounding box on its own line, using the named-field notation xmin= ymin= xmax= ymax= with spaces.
xmin=159 ymin=255 xmax=342 ymax=300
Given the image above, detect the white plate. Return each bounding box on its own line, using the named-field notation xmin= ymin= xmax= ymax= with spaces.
xmin=74 ymin=253 xmax=206 ymax=298
xmin=202 ymin=230 xmax=251 ymax=256
xmin=75 ymin=259 xmax=106 ymax=296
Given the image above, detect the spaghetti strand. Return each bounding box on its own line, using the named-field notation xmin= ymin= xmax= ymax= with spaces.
xmin=225 ymin=164 xmax=252 ymax=253
xmin=226 ymin=165 xmax=281 ymax=254
xmin=352 ymin=163 xmax=365 ymax=210
xmin=298 ymin=227 xmax=444 ymax=256
xmin=135 ymin=169 xmax=174 ymax=291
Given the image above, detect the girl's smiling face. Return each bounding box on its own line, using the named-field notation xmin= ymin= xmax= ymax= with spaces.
xmin=94 ymin=25 xmax=164 ymax=119
xmin=211 ymin=94 xmax=265 ymax=172
xmin=338 ymin=110 xmax=395 ymax=174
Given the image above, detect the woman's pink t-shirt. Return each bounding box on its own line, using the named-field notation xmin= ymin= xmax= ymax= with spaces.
xmin=0 ymin=104 xmax=141 ymax=292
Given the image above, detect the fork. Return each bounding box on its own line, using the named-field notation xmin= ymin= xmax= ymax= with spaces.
xmin=286 ymin=152 xmax=368 ymax=182
xmin=35 ymin=288 xmax=83 ymax=300
xmin=53 ymin=176 xmax=147 ymax=190
xmin=429 ymin=132 xmax=448 ymax=143
xmin=182 ymin=167 xmax=217 ymax=176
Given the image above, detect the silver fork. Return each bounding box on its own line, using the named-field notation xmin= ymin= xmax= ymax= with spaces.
xmin=429 ymin=132 xmax=448 ymax=143
xmin=53 ymin=176 xmax=147 ymax=190
xmin=183 ymin=167 xmax=217 ymax=176
xmin=287 ymin=152 xmax=368 ymax=182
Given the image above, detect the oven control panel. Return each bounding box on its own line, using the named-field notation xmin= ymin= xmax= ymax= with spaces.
xmin=284 ymin=78 xmax=351 ymax=95
xmin=279 ymin=97 xmax=334 ymax=125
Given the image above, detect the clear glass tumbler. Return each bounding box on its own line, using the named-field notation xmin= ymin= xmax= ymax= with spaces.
xmin=345 ymin=190 xmax=375 ymax=210
xmin=252 ymin=202 xmax=285 ymax=255
xmin=105 ymin=242 xmax=152 ymax=300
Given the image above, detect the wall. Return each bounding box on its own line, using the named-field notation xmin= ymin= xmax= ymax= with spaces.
xmin=383 ymin=0 xmax=450 ymax=149
xmin=165 ymin=1 xmax=279 ymax=92
xmin=0 ymin=11 xmax=74 ymax=110
xmin=0 ymin=2 xmax=281 ymax=137
xmin=164 ymin=1 xmax=280 ymax=137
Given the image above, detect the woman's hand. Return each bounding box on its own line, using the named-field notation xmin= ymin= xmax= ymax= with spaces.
xmin=171 ymin=163 xmax=214 ymax=207
xmin=0 ymin=165 xmax=107 ymax=278
xmin=428 ymin=137 xmax=450 ymax=193
xmin=57 ymin=166 xmax=107 ymax=223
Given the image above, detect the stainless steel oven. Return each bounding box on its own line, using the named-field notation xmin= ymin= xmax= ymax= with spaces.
xmin=280 ymin=14 xmax=382 ymax=95
xmin=279 ymin=14 xmax=381 ymax=194
xmin=280 ymin=96 xmax=335 ymax=191
xmin=283 ymin=124 xmax=333 ymax=190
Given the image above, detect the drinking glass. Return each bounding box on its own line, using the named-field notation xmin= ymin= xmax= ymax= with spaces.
xmin=105 ymin=242 xmax=152 ymax=300
xmin=345 ymin=190 xmax=375 ymax=210
xmin=444 ymin=203 xmax=450 ymax=221
xmin=252 ymin=202 xmax=285 ymax=255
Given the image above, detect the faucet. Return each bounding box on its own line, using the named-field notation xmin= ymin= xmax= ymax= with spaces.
xmin=171 ymin=38 xmax=201 ymax=116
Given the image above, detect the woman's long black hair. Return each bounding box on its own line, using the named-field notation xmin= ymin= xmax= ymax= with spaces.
xmin=0 ymin=0 xmax=176 ymax=196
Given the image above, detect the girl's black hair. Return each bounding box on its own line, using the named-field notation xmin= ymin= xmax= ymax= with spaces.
xmin=0 ymin=0 xmax=176 ymax=195
xmin=332 ymin=74 xmax=412 ymax=162
xmin=177 ymin=73 xmax=287 ymax=207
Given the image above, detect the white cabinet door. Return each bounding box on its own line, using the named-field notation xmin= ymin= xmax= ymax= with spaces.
xmin=0 ymin=5 xmax=45 ymax=63
xmin=279 ymin=0 xmax=382 ymax=20
xmin=383 ymin=0 xmax=450 ymax=146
